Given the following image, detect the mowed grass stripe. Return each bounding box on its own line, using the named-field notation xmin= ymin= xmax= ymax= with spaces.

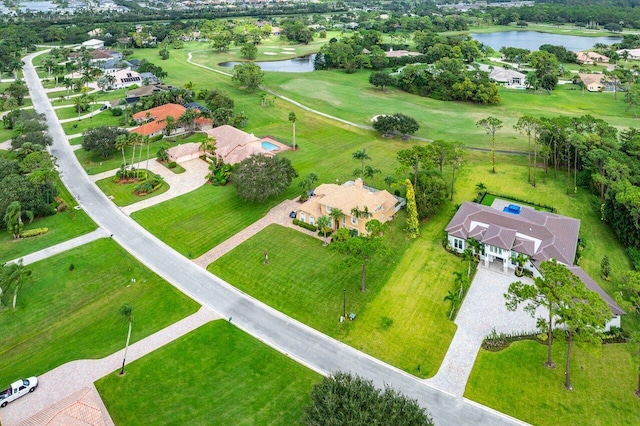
xmin=96 ymin=320 xmax=321 ymax=425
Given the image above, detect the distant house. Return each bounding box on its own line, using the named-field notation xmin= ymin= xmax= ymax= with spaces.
xmin=489 ymin=68 xmax=526 ymax=86
xmin=110 ymin=69 xmax=142 ymax=89
xmin=81 ymin=39 xmax=105 ymax=50
xmin=125 ymin=84 xmax=172 ymax=103
xmin=445 ymin=201 xmax=624 ymax=329
xmin=617 ymin=48 xmax=640 ymax=60
xmin=98 ymin=58 xmax=131 ymax=75
xmin=139 ymin=72 xmax=160 ymax=85
xmin=578 ymin=73 xmax=607 ymax=92
xmin=385 ymin=49 xmax=421 ymax=58
xmin=576 ymin=51 xmax=610 ymax=65
xmin=296 ymin=178 xmax=405 ymax=236
xmin=205 ymin=125 xmax=288 ymax=165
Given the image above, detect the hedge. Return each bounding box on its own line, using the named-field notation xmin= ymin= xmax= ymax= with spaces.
xmin=21 ymin=228 xmax=49 ymax=238
xmin=293 ymin=219 xmax=317 ymax=232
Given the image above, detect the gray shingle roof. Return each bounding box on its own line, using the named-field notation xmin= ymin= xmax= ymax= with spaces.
xmin=445 ymin=202 xmax=579 ymax=266
xmin=568 ymin=266 xmax=625 ymax=316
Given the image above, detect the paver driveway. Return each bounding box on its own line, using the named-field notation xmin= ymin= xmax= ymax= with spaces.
xmin=427 ymin=266 xmax=546 ymax=396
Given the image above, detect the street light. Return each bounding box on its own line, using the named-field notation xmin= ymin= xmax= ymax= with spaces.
xmin=343 ymin=288 xmax=346 ymax=319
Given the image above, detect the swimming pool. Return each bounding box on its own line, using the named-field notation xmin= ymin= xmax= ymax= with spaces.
xmin=261 ymin=141 xmax=280 ymax=152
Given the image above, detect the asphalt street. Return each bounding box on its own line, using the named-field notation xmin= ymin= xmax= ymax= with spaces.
xmin=22 ymin=50 xmax=527 ymax=426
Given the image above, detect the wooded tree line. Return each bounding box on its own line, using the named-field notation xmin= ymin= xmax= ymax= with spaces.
xmin=489 ymin=2 xmax=640 ymax=28
xmin=514 ymin=114 xmax=640 ymax=250
xmin=1 ymin=111 xmax=59 ymax=230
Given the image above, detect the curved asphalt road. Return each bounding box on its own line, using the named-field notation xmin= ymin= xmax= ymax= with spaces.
xmin=23 ymin=51 xmax=526 ymax=426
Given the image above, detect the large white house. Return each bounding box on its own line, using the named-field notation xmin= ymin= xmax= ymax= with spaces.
xmin=445 ymin=201 xmax=624 ymax=329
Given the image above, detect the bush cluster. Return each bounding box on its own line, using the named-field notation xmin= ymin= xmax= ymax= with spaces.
xmin=293 ymin=219 xmax=317 ymax=232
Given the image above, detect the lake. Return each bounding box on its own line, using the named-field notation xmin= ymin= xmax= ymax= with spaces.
xmin=219 ymin=54 xmax=316 ymax=73
xmin=470 ymin=31 xmax=621 ymax=52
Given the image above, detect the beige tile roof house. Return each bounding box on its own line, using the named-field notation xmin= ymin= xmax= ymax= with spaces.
xmin=576 ymin=51 xmax=609 ymax=64
xmin=205 ymin=125 xmax=288 ymax=165
xmin=445 ymin=201 xmax=623 ymax=329
xmin=296 ymin=179 xmax=405 ymax=236
xmin=578 ymin=73 xmax=605 ymax=92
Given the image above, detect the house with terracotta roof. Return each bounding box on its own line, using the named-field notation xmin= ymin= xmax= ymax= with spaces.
xmin=130 ymin=103 xmax=213 ymax=137
xmin=445 ymin=201 xmax=624 ymax=329
xmin=296 ymin=179 xmax=405 ymax=236
xmin=576 ymin=51 xmax=609 ymax=65
xmin=205 ymin=125 xmax=288 ymax=165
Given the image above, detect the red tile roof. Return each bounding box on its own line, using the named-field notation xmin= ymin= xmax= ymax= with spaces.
xmin=133 ymin=103 xmax=185 ymax=121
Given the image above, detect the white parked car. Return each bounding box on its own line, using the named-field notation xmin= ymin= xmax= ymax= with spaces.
xmin=0 ymin=377 xmax=38 ymax=407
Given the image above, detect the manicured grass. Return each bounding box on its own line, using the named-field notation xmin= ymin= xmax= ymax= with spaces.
xmin=132 ymin=185 xmax=278 ymax=258
xmin=61 ymin=112 xmax=122 ymax=135
xmin=0 ymin=238 xmax=200 ymax=387
xmin=208 ymin=220 xmax=459 ymax=378
xmin=158 ymin=160 xmax=186 ymax=174
xmin=465 ymin=340 xmax=640 ymax=425
xmin=95 ymin=321 xmax=321 ymax=425
xmin=55 ymin=104 xmax=105 ymax=120
xmin=75 ymin=140 xmax=167 ymax=175
xmin=95 ymin=170 xmax=170 ymax=206
xmin=0 ymin=209 xmax=96 ymax=264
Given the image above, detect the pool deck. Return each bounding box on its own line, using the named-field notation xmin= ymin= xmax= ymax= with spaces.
xmin=490 ymin=198 xmax=524 ymax=212
xmin=261 ymin=136 xmax=291 ymax=153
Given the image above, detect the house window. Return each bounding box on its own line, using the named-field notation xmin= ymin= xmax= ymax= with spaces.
xmin=454 ymin=238 xmax=463 ymax=250
xmin=511 ymin=251 xmax=518 ymax=265
xmin=299 ymin=212 xmax=306 ymax=222
xmin=489 ymin=245 xmax=503 ymax=255
xmin=342 ymin=217 xmax=346 ymax=226
xmin=351 ymin=216 xmax=357 ymax=225
xmin=309 ymin=217 xmax=315 ymax=226
xmin=326 ymin=206 xmax=332 ymax=213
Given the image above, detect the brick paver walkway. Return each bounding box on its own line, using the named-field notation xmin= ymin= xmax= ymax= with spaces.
xmin=194 ymin=199 xmax=321 ymax=268
xmin=88 ymin=158 xmax=210 ymax=216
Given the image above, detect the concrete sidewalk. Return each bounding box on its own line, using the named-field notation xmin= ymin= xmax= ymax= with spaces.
xmin=1 ymin=306 xmax=221 ymax=426
xmin=8 ymin=228 xmax=108 ymax=266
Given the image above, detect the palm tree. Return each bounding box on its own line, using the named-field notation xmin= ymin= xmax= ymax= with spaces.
xmin=352 ymin=148 xmax=371 ymax=178
xmin=144 ymin=135 xmax=151 ymax=178
xmin=163 ymin=115 xmax=176 ymax=136
xmin=4 ymin=201 xmax=34 ymax=239
xmin=514 ymin=253 xmax=528 ymax=277
xmin=115 ymin=134 xmax=129 ymax=171
xmin=466 ymin=237 xmax=483 ymax=261
xmin=1 ymin=260 xmax=32 ymax=309
xmin=129 ymin=133 xmax=143 ymax=172
xmin=474 ymin=182 xmax=487 ymax=197
xmin=329 ymin=208 xmax=345 ymax=230
xmin=317 ymin=215 xmax=332 ymax=246
xmin=363 ymin=165 xmax=381 ymax=184
xmin=199 ymin=136 xmax=216 ymax=157
xmin=288 ymin=112 xmax=297 ymax=150
xmin=63 ymin=77 xmax=73 ymax=97
xmin=118 ymin=303 xmax=134 ymax=375
xmin=462 ymin=248 xmax=474 ymax=277
xmin=443 ymin=289 xmax=460 ymax=320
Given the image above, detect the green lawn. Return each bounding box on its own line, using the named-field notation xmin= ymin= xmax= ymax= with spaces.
xmin=0 ymin=209 xmax=96 ymax=264
xmin=95 ymin=321 xmax=320 ymax=426
xmin=55 ymin=105 xmax=106 ymax=121
xmin=95 ymin=170 xmax=170 ymax=206
xmin=132 ymin=185 xmax=278 ymax=258
xmin=61 ymin=112 xmax=122 ymax=135
xmin=465 ymin=340 xmax=640 ymax=425
xmin=208 ymin=220 xmax=459 ymax=378
xmin=0 ymin=238 xmax=200 ymax=387
xmin=0 ymin=178 xmax=97 ymax=264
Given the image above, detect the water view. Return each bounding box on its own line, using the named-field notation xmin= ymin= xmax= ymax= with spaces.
xmin=470 ymin=31 xmax=621 ymax=52
xmin=219 ymin=54 xmax=316 ymax=73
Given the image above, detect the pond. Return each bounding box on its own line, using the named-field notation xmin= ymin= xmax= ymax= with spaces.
xmin=219 ymin=54 xmax=316 ymax=73
xmin=470 ymin=31 xmax=621 ymax=52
